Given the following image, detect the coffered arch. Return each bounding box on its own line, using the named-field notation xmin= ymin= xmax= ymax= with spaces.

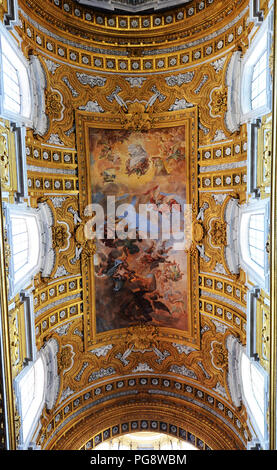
xmin=43 ymin=397 xmax=246 ymax=450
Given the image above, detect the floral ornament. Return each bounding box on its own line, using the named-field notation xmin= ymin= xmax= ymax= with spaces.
xmin=209 ymin=87 xmax=228 ymax=117
xmin=0 ymin=133 xmax=9 ymax=184
xmin=57 ymin=345 xmax=74 ymax=374
xmin=120 ymin=102 xmax=153 ymax=132
xmin=52 ymin=224 xmax=68 ymax=249
xmin=45 ymin=90 xmax=63 ymax=120
xmin=210 ymin=341 xmax=228 ymax=371
xmin=210 ymin=220 xmax=227 ymax=246
xmin=126 ymin=323 xmax=159 ymax=351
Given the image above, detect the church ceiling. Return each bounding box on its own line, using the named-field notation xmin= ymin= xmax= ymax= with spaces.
xmin=8 ymin=0 xmax=267 ymax=450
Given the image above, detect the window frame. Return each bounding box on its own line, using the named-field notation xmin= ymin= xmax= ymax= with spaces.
xmin=239 ymin=198 xmax=270 ymax=291
xmin=0 ymin=21 xmax=33 ymax=125
xmin=3 ymin=202 xmax=42 ymax=299
xmin=240 ymin=349 xmax=269 ymax=447
xmin=240 ymin=10 xmax=273 ymax=123
xmin=13 ymin=353 xmax=47 ymax=449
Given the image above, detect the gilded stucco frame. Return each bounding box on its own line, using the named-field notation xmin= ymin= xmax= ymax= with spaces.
xmin=75 ymin=107 xmax=200 ymax=351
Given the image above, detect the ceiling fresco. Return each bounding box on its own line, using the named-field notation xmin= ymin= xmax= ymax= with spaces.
xmin=89 ymin=125 xmax=190 ymax=333
xmin=2 ymin=0 xmax=271 ymax=451
xmin=76 ymin=109 xmax=199 ymax=348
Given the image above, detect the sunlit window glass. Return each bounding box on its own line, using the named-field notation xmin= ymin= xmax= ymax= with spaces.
xmin=251 ymin=51 xmax=268 ymax=110
xmin=248 ymin=214 xmax=265 ymax=269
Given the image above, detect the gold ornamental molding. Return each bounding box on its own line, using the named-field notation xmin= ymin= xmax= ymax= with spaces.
xmin=269 ymin=0 xmax=277 ymax=450
xmin=0 ymin=185 xmax=16 ymax=449
xmin=17 ymin=0 xmax=252 ymax=74
xmin=18 ymin=0 xmax=250 ymax=43
xmin=75 ymin=107 xmax=200 ymax=351
xmin=44 ymin=399 xmax=247 ymax=450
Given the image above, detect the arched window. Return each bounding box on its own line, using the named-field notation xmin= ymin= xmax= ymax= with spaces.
xmin=240 ymin=10 xmax=273 ymax=122
xmin=10 ymin=214 xmax=40 ymax=285
xmin=14 ymin=355 xmax=46 ymax=447
xmin=240 ymin=351 xmax=268 ymax=444
xmin=250 ymin=50 xmax=268 ymax=111
xmin=4 ymin=203 xmax=42 ymax=299
xmin=248 ymin=213 xmax=265 ymax=269
xmin=0 ymin=23 xmax=32 ymax=123
xmin=239 ymin=199 xmax=269 ymax=290
xmin=14 ymin=338 xmax=59 ymax=449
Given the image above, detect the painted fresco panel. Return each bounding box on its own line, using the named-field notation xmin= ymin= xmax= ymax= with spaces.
xmin=88 ymin=126 xmax=190 ymax=333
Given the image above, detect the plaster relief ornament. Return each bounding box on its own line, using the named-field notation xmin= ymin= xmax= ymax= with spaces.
xmin=209 ymin=87 xmax=228 ymax=117
xmin=120 ymin=102 xmax=153 ymax=131
xmin=210 ymin=341 xmax=229 ymax=371
xmin=0 ymin=133 xmax=9 ymax=184
xmin=76 ymin=73 xmax=106 ymax=88
xmin=78 ymin=101 xmax=105 ymax=113
xmin=125 ymin=77 xmax=147 ymax=88
xmin=74 ymin=217 xmax=97 ymax=262
xmin=44 ymin=58 xmax=60 ymax=74
xmin=210 ymin=220 xmax=227 ymax=246
xmin=57 ymin=345 xmax=75 ymax=374
xmin=116 ymin=323 xmax=170 ymax=366
xmin=55 ymin=322 xmax=73 ymax=336
xmin=212 ymin=129 xmax=227 ymax=142
xmin=170 ymin=364 xmax=198 ymax=379
xmin=47 ymin=134 xmax=64 ymax=146
xmin=90 ymin=344 xmax=113 ymax=357
xmin=52 ymin=224 xmax=69 ymax=249
xmin=132 ymin=362 xmax=154 ymax=373
xmin=211 ymin=57 xmax=226 ymax=73
xmin=45 ymin=90 xmax=64 ymax=121
xmin=168 ymin=98 xmax=194 ymax=111
xmin=126 ymin=323 xmax=159 ymax=351
xmin=172 ymin=343 xmax=196 ymax=355
xmin=165 ymin=72 xmax=195 ymax=87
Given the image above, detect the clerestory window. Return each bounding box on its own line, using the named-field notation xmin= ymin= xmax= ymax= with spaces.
xmin=251 ymin=50 xmax=268 ymax=111
xmin=14 ymin=356 xmax=46 ymax=447
xmin=240 ymin=351 xmax=267 ymax=442
xmin=0 ymin=25 xmax=32 ymax=123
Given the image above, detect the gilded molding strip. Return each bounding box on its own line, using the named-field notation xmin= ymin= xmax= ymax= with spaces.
xmin=269 ymin=1 xmax=277 ymax=451
xmin=199 ymin=167 xmax=247 ymax=191
xmin=200 ymin=290 xmax=247 ymax=314
xmin=17 ymin=5 xmax=250 ymax=74
xmin=0 ymin=185 xmax=16 ymax=449
xmin=82 ymin=421 xmax=210 ymax=450
xmin=38 ymin=375 xmax=248 ymax=450
xmin=200 ymin=297 xmax=246 ymax=341
xmin=199 ymin=273 xmax=247 ymax=307
xmin=35 ymin=299 xmax=83 ymax=345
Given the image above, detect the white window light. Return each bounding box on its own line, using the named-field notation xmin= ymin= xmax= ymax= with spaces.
xmin=248 ymin=213 xmax=265 ymax=269
xmin=10 ymin=214 xmax=40 ymax=285
xmin=250 ymin=50 xmax=268 ymax=111
xmin=15 ymin=355 xmax=46 ymax=447
xmin=239 ymin=199 xmax=270 ymax=289
xmin=240 ymin=212 xmax=266 ymax=281
xmin=3 ymin=203 xmax=43 ymax=299
xmin=241 ymin=352 xmax=267 ymax=441
xmin=0 ymin=25 xmax=32 ymax=123
xmin=240 ymin=12 xmax=272 ymax=122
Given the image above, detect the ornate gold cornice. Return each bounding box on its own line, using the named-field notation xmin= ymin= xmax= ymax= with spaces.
xmin=19 ymin=0 xmax=249 ymax=42
xmin=0 ymin=186 xmax=16 ymax=449
xmin=45 ymin=398 xmax=247 ymax=450
xmin=17 ymin=0 xmax=252 ymax=74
